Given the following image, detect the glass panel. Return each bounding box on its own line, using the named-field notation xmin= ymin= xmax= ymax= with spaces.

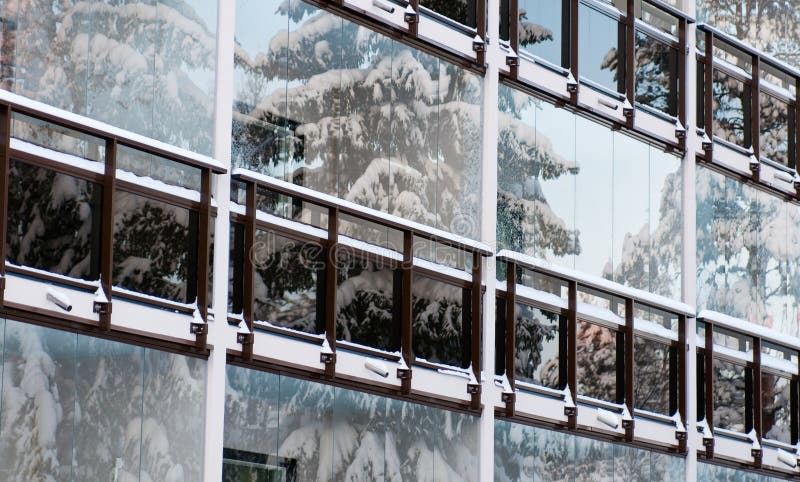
xmin=574 ymin=436 xmax=613 ymax=482
xmin=635 ymin=31 xmax=678 ymax=116
xmin=713 ymin=69 xmax=750 ymax=147
xmin=578 ymin=4 xmax=625 ymax=94
xmin=253 ymin=230 xmax=324 ymax=333
xmin=759 ymin=191 xmax=788 ymax=332
xmin=713 ymin=358 xmax=748 ymax=432
xmin=760 ymin=93 xmax=790 ymax=166
xmin=536 ymin=428 xmax=574 ymax=482
xmin=575 ymin=116 xmax=613 ymax=277
xmin=651 ymin=451 xmax=686 ymax=482
xmin=419 ymin=0 xmax=477 ymax=28
xmin=74 ymin=336 xmax=144 ymax=481
xmin=113 ymin=191 xmax=192 ymax=302
xmin=7 ymin=160 xmax=101 ymax=280
xmin=576 ymin=321 xmax=619 ymax=402
xmin=634 ymin=336 xmax=671 ymax=415
xmin=277 ymin=376 xmax=334 ymax=481
xmin=761 ymin=373 xmax=792 ymax=443
xmin=3 ymin=0 xmax=216 ymax=154
xmin=437 ymin=65 xmax=482 ymax=239
xmin=331 ymin=388 xmax=387 ymax=480
xmin=612 ymin=132 xmax=650 ymax=289
xmin=413 ymin=277 xmax=470 ymax=368
xmin=649 ymin=148 xmax=682 ymax=300
xmin=336 ymin=249 xmax=398 ymax=352
xmin=789 ymin=204 xmax=800 ymax=337
xmin=514 ymin=304 xmax=562 ymax=389
xmin=11 ymin=113 xmax=105 ymax=163
xmin=0 ymin=320 xmax=76 ymax=481
xmin=494 ymin=419 xmax=536 ymax=481
xmin=614 ymin=445 xmax=651 ymax=481
xmin=140 ymin=349 xmax=206 ymax=482
xmin=518 ymin=0 xmax=564 ymax=67
xmin=339 ymin=214 xmax=402 ymax=253
xmin=224 ymin=365 xmax=280 ymax=463
xmin=386 ymin=397 xmax=434 ymax=480
xmin=435 ymin=410 xmax=479 ymax=482
xmin=116 ymin=145 xmax=202 ymax=191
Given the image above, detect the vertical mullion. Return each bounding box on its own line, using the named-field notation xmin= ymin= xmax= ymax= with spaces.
xmin=752 ymin=337 xmax=763 ymax=465
xmin=624 ymin=298 xmax=635 ymax=442
xmin=324 ymin=207 xmax=338 ymax=378
xmin=409 ymin=0 xmax=419 ymax=37
xmin=624 ymin=0 xmax=635 ymax=128
xmin=509 ymin=0 xmax=519 ymax=78
xmin=470 ymin=251 xmax=482 ymax=410
xmin=569 ymin=0 xmax=579 ymax=103
xmin=705 ymin=322 xmax=715 ymax=457
xmin=197 ymin=169 xmax=211 ymax=319
xmin=477 ymin=0 xmax=487 ymax=66
xmin=99 ymin=137 xmax=116 ymax=331
xmin=242 ymin=182 xmax=256 ymax=361
xmin=677 ymin=18 xmax=687 ymax=151
xmin=400 ymin=230 xmax=413 ymax=393
xmin=794 ymin=77 xmax=800 ymax=172
xmin=678 ymin=314 xmax=687 ymax=452
xmin=704 ymin=30 xmax=714 ymax=155
xmin=0 ymin=104 xmax=10 ymax=306
xmin=751 ymin=54 xmax=761 ymax=180
xmin=504 ymin=261 xmax=516 ymax=416
xmin=567 ymin=279 xmax=578 ymax=429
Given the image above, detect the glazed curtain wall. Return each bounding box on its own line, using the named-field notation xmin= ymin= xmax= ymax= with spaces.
xmin=494 ymin=419 xmax=686 ymax=482
xmin=232 ymin=0 xmax=483 ymax=240
xmin=697 ymin=462 xmax=787 ymax=482
xmin=0 ymin=0 xmax=218 ymax=155
xmin=0 ymin=318 xmax=206 ymax=482
xmin=497 ymin=84 xmax=683 ymax=300
xmin=696 ymin=165 xmax=800 ymax=337
xmin=224 ymin=364 xmax=479 ymax=482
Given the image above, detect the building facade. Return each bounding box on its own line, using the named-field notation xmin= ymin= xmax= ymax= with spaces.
xmin=0 ymin=0 xmax=799 ymax=480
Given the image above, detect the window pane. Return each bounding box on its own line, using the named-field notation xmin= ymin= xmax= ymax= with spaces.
xmin=635 ymin=32 xmax=678 ymax=116
xmin=140 ymin=349 xmax=206 ymax=482
xmin=537 ymin=428 xmax=574 ymax=482
xmin=494 ymin=419 xmax=537 ymax=481
xmin=634 ymin=336 xmax=672 ymax=414
xmin=277 ymin=376 xmax=334 ymax=481
xmin=336 ymin=249 xmax=398 ymax=352
xmin=514 ymin=304 xmax=562 ymax=389
xmin=519 ymin=0 xmax=564 ymax=67
xmin=578 ymin=5 xmax=625 ymax=93
xmin=614 ymin=445 xmax=651 ymax=481
xmin=113 ymin=191 xmax=193 ymax=302
xmin=7 ymin=160 xmax=100 ymax=280
xmin=413 ymin=277 xmax=470 ymax=368
xmin=649 ymin=148 xmax=682 ymax=300
xmin=574 ymin=436 xmax=613 ymax=482
xmin=74 ymin=337 xmax=144 ymax=481
xmin=0 ymin=320 xmax=77 ymax=481
xmin=253 ymin=230 xmax=324 ymax=334
xmin=117 ymin=145 xmax=202 ymax=191
xmin=419 ymin=0 xmax=476 ymax=28
xmin=762 ymin=373 xmax=792 ymax=443
xmin=576 ymin=321 xmax=620 ymax=402
xmin=651 ymin=452 xmax=685 ymax=482
xmin=713 ymin=358 xmax=748 ymax=432
xmin=760 ymin=93 xmax=790 ymax=166
xmin=12 ymin=113 xmax=105 ymax=163
xmin=224 ymin=365 xmax=280 ymax=461
xmin=713 ymin=69 xmax=750 ymax=147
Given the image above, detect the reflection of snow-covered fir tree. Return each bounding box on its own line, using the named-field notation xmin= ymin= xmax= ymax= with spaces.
xmin=0 ymin=0 xmax=216 ymax=154
xmin=232 ymin=0 xmax=481 ymax=239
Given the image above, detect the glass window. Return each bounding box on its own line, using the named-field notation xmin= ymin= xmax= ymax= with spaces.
xmin=224 ymin=365 xmax=280 ymax=466
xmin=74 ymin=337 xmax=144 ymax=481
xmin=635 ymin=31 xmax=678 ymax=116
xmin=11 ymin=113 xmax=105 ymax=163
xmin=634 ymin=336 xmax=673 ymax=415
xmin=576 ymin=321 xmax=621 ymax=403
xmin=113 ymin=191 xmax=194 ymax=302
xmin=419 ymin=0 xmax=476 ymax=28
xmin=518 ymin=0 xmax=565 ymax=67
xmin=712 ymin=358 xmax=749 ymax=432
xmin=140 ymin=348 xmax=206 ymax=482
xmin=6 ymin=160 xmax=101 ymax=280
xmin=712 ymin=69 xmax=750 ymax=147
xmin=574 ymin=437 xmax=613 ymax=481
xmin=761 ymin=373 xmax=792 ymax=444
xmin=759 ymin=93 xmax=790 ymax=166
xmin=536 ymin=428 xmax=575 ymax=482
xmin=336 ymin=249 xmax=398 ymax=352
xmin=578 ymin=4 xmax=625 ymax=94
xmin=2 ymin=0 xmax=216 ymax=154
xmin=514 ymin=304 xmax=563 ymax=389
xmin=614 ymin=445 xmax=651 ymax=481
xmin=651 ymin=451 xmax=686 ymax=482
xmin=494 ymin=419 xmax=537 ymax=481
xmin=253 ymin=229 xmax=325 ymax=334
xmin=233 ymin=1 xmax=482 ymax=240
xmin=116 ymin=145 xmax=202 ymax=191
xmin=412 ymin=276 xmax=471 ymax=368
xmin=649 ymin=149 xmax=682 ymax=300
